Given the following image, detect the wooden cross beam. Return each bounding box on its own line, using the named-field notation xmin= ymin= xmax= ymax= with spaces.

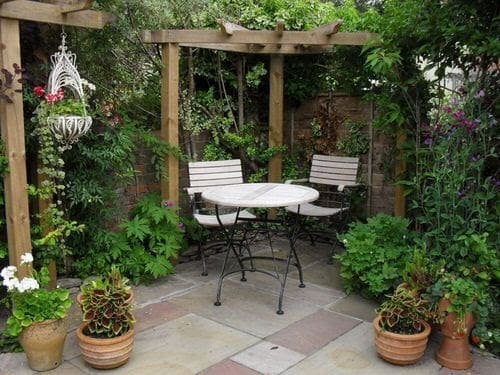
xmin=0 ymin=0 xmax=113 ymax=28
xmin=0 ymin=0 xmax=112 ymax=275
xmin=141 ymin=29 xmax=377 ymax=46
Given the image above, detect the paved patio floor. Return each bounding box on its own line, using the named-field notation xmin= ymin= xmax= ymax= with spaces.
xmin=1 ymin=236 xmax=498 ymax=374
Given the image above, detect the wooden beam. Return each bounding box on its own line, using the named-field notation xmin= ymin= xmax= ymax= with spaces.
xmin=267 ymin=55 xmax=284 ymax=219
xmin=142 ymin=30 xmax=377 ymax=46
xmin=217 ymin=19 xmax=247 ymax=35
xmin=268 ymin=54 xmax=284 ymax=183
xmin=275 ymin=20 xmax=285 ymax=36
xmin=179 ymin=42 xmax=333 ymax=55
xmin=0 ymin=19 xmax=31 ymax=277
xmin=313 ymin=20 xmax=342 ymax=36
xmin=160 ymin=43 xmax=179 ymax=205
xmin=59 ymin=0 xmax=93 ymax=15
xmin=0 ymin=0 xmax=113 ymax=29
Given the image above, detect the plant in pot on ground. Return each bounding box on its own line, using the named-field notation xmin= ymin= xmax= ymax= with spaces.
xmin=429 ymin=273 xmax=485 ymax=370
xmin=76 ymin=265 xmax=135 ymax=369
xmin=373 ymin=285 xmax=435 ymax=365
xmin=0 ymin=253 xmax=72 ymax=371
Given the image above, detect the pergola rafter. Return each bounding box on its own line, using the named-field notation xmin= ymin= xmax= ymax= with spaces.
xmin=141 ymin=21 xmax=389 ymax=216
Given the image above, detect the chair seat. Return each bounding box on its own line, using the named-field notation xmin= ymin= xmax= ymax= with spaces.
xmin=194 ymin=210 xmax=256 ymax=228
xmin=285 ymin=203 xmax=346 ymax=217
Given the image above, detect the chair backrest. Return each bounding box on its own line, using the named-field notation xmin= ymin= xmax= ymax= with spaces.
xmin=309 ymin=154 xmax=359 ymax=187
xmin=187 ymin=159 xmax=244 ymax=194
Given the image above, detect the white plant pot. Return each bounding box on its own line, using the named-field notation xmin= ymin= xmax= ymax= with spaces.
xmin=47 ymin=115 xmax=92 ymax=149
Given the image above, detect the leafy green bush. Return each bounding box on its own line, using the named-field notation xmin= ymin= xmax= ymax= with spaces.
xmin=336 ymin=214 xmax=413 ymax=299
xmin=73 ymin=194 xmax=183 ymax=284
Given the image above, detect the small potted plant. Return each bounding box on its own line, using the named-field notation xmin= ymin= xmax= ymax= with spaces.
xmin=0 ymin=253 xmax=72 ymax=371
xmin=430 ymin=273 xmax=481 ymax=370
xmin=373 ymin=285 xmax=435 ymax=365
xmin=76 ymin=265 xmax=135 ymax=369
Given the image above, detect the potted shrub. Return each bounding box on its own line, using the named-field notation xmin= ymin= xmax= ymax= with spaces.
xmin=430 ymin=273 xmax=481 ymax=370
xmin=0 ymin=253 xmax=72 ymax=371
xmin=373 ymin=285 xmax=434 ymax=365
xmin=76 ymin=265 xmax=135 ymax=369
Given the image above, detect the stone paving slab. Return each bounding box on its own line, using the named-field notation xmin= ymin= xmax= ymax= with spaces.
xmin=134 ymin=300 xmax=188 ymax=332
xmin=228 ymin=270 xmax=344 ymax=308
xmin=283 ymin=322 xmax=443 ymax=375
xmin=267 ymin=309 xmax=361 ymax=355
xmin=288 ymin=258 xmax=344 ymax=290
xmin=326 ymin=293 xmax=379 ymax=322
xmin=231 ymin=341 xmax=306 ymax=375
xmin=132 ymin=275 xmax=198 ymax=307
xmin=167 ymin=280 xmax=320 ymax=338
xmin=0 ymin=352 xmax=35 ymax=375
xmin=199 ymin=360 xmax=261 ymax=375
xmin=69 ymin=313 xmax=260 ymax=375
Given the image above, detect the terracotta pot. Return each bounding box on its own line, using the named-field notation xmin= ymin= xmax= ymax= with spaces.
xmin=436 ymin=299 xmax=474 ymax=370
xmin=373 ymin=316 xmax=431 ymax=365
xmin=19 ymin=318 xmax=68 ymax=371
xmin=76 ymin=323 xmax=134 ymax=369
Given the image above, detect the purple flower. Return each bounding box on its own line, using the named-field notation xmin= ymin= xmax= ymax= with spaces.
xmin=423 ymin=137 xmax=432 ymax=145
xmin=474 ymin=90 xmax=485 ymax=98
xmin=452 ymin=111 xmax=464 ymax=120
xmin=456 ymin=190 xmax=466 ymax=200
xmin=177 ymin=222 xmax=185 ymax=231
xmin=443 ymin=106 xmax=452 ymax=113
xmin=470 ymin=154 xmax=481 ymax=162
xmin=163 ymin=201 xmax=173 ymax=207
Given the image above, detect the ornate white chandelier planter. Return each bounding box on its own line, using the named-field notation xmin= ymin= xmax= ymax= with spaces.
xmin=45 ymin=32 xmax=92 ymax=149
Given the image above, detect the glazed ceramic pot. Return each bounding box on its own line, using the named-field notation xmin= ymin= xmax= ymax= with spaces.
xmin=436 ymin=299 xmax=474 ymax=370
xmin=76 ymin=323 xmax=134 ymax=369
xmin=373 ymin=316 xmax=431 ymax=365
xmin=19 ymin=318 xmax=68 ymax=371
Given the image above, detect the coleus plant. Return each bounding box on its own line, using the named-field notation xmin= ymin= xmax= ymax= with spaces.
xmin=79 ymin=265 xmax=135 ymax=338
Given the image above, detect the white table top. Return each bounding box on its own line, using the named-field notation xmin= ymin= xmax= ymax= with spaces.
xmin=201 ymin=183 xmax=319 ymax=208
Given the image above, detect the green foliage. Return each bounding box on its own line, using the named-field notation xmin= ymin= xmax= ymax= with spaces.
xmin=336 ymin=214 xmax=413 ymax=299
xmin=376 ymin=286 xmax=435 ymax=335
xmin=2 ymin=262 xmax=71 ymax=338
xmin=79 ymin=266 xmax=135 ymax=338
xmin=337 ymin=120 xmax=369 ymax=156
xmin=73 ymin=194 xmax=183 ymax=284
xmin=402 ymin=247 xmax=444 ymax=294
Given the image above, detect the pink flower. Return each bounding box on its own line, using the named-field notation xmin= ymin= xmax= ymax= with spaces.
xmin=44 ymin=89 xmax=64 ymax=104
xmin=34 ymin=86 xmax=45 ymax=98
xmin=109 ymin=115 xmax=121 ymax=127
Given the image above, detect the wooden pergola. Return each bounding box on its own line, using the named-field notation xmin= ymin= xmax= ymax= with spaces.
xmin=0 ymin=0 xmax=112 ymax=274
xmin=140 ymin=21 xmax=389 ymax=206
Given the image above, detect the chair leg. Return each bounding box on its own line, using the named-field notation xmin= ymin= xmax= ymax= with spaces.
xmin=199 ymin=241 xmax=208 ymax=276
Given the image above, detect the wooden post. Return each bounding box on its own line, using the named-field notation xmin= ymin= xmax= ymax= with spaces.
xmin=394 ymin=129 xmax=406 ymax=217
xmin=267 ymin=55 xmax=284 ymax=219
xmin=0 ymin=18 xmax=31 ymax=277
xmin=268 ymin=55 xmax=284 ymax=183
xmin=160 ymin=43 xmax=179 ymax=205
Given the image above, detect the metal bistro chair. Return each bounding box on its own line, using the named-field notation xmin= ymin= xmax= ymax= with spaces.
xmin=285 ymin=154 xmax=360 ymax=258
xmin=186 ymin=159 xmax=256 ymax=276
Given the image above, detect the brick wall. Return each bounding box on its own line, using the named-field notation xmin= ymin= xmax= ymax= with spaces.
xmin=285 ymin=92 xmax=394 ymax=215
xmin=123 ymin=93 xmax=395 ymax=216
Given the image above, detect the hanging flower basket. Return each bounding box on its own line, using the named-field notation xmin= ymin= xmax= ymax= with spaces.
xmin=38 ymin=32 xmax=93 ymax=149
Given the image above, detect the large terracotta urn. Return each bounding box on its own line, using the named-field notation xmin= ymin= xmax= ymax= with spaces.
xmin=373 ymin=316 xmax=431 ymax=365
xmin=436 ymin=299 xmax=474 ymax=370
xmin=19 ymin=318 xmax=68 ymax=371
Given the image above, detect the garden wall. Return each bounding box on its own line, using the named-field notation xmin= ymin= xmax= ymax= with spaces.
xmin=284 ymin=92 xmax=395 ymax=216
xmin=123 ymin=93 xmax=395 ymax=216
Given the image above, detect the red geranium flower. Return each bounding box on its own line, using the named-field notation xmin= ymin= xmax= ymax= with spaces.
xmin=33 ymin=86 xmax=45 ymax=98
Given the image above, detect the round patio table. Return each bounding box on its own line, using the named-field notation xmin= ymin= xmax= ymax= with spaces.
xmin=202 ymin=183 xmax=319 ymax=314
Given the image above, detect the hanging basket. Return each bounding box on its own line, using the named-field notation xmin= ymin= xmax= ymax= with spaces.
xmin=46 ymin=33 xmax=92 ymax=149
xmin=47 ymin=115 xmax=92 ymax=147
